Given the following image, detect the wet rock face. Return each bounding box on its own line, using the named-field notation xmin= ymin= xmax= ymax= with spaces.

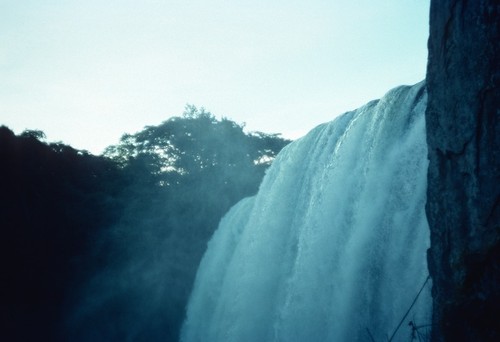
xmin=426 ymin=0 xmax=500 ymax=341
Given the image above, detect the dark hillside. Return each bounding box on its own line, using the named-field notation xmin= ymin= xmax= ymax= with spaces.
xmin=0 ymin=126 xmax=126 ymax=341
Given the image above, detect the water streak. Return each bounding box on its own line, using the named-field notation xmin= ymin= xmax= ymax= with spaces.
xmin=182 ymin=82 xmax=431 ymax=342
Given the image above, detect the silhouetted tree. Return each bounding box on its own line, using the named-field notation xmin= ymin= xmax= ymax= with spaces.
xmin=68 ymin=107 xmax=291 ymax=341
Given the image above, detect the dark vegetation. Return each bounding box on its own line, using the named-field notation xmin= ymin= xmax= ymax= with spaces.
xmin=0 ymin=106 xmax=290 ymax=341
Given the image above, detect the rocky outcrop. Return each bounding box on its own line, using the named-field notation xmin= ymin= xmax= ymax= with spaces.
xmin=426 ymin=0 xmax=500 ymax=341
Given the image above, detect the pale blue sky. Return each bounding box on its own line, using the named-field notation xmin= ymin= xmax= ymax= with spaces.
xmin=0 ymin=0 xmax=429 ymax=154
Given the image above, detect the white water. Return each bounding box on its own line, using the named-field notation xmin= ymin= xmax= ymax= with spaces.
xmin=181 ymin=82 xmax=431 ymax=342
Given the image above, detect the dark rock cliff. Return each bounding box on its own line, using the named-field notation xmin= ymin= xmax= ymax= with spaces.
xmin=426 ymin=0 xmax=500 ymax=341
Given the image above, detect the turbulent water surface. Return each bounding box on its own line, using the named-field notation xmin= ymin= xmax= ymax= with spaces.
xmin=182 ymin=82 xmax=431 ymax=342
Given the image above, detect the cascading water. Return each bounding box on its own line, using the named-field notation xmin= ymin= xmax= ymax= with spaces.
xmin=181 ymin=82 xmax=431 ymax=342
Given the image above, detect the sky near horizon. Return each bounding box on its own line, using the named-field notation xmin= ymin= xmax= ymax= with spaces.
xmin=0 ymin=0 xmax=430 ymax=154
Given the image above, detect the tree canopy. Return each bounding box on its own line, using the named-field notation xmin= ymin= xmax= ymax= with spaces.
xmin=104 ymin=105 xmax=290 ymax=186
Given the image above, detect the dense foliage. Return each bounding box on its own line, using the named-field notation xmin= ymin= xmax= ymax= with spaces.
xmin=0 ymin=126 xmax=127 ymax=341
xmin=0 ymin=108 xmax=291 ymax=341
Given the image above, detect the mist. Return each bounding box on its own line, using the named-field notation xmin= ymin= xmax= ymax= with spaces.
xmin=0 ymin=107 xmax=290 ymax=341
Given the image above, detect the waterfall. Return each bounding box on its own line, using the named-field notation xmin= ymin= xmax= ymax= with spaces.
xmin=181 ymin=82 xmax=431 ymax=342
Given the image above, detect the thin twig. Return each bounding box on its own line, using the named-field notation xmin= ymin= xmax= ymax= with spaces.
xmin=366 ymin=328 xmax=377 ymax=342
xmin=388 ymin=275 xmax=431 ymax=342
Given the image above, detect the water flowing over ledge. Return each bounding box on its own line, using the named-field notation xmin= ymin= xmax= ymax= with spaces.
xmin=182 ymin=82 xmax=431 ymax=342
